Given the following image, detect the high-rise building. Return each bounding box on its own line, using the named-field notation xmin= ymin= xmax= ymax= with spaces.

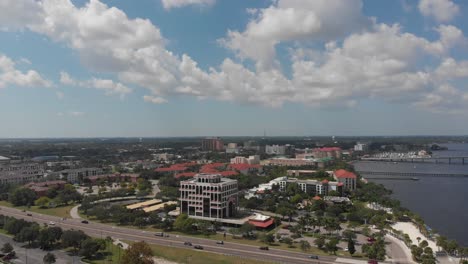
xmin=180 ymin=173 xmax=238 ymax=219
xmin=201 ymin=137 xmax=224 ymax=151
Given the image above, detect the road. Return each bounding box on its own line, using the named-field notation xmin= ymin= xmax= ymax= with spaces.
xmin=0 ymin=206 xmax=340 ymax=264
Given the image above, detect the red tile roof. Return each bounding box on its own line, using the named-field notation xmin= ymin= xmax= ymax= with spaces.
xmin=321 ymin=179 xmax=329 ymax=184
xmin=219 ymin=171 xmax=239 ymax=176
xmin=334 ymin=169 xmax=357 ymax=179
xmin=337 ymin=182 xmax=344 ymax=187
xmin=248 ymin=218 xmax=275 ymax=228
xmin=175 ymin=172 xmax=197 ymax=178
xmin=228 ymin=163 xmax=262 ymax=171
xmin=312 ymin=195 xmax=322 ymax=200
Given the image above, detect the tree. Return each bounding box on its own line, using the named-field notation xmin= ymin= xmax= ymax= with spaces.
xmin=121 ymin=241 xmax=154 ymax=264
xmin=15 ymin=225 xmax=39 ymax=245
xmin=282 ymin=237 xmax=293 ymax=247
xmin=79 ymin=239 xmax=102 ymax=259
xmin=420 ymin=240 xmax=429 ymax=248
xmin=436 ymin=235 xmax=447 ymax=251
xmin=348 ymin=238 xmax=356 ymax=255
xmin=9 ymin=188 xmax=37 ymax=206
xmin=35 ymin=196 xmax=51 ymax=208
xmin=314 ymin=235 xmax=325 ymax=249
xmin=260 ymin=233 xmax=275 ymax=245
xmin=325 ymin=238 xmax=339 ymax=254
xmin=43 ymin=252 xmax=56 ymax=264
xmin=342 ymin=229 xmax=357 ymax=240
xmin=61 ymin=230 xmax=88 ymax=253
xmin=1 ymin=243 xmax=13 ymax=254
xmin=239 ymin=223 xmax=255 ymax=239
xmin=300 ymin=240 xmax=311 ymax=252
xmin=173 ymin=214 xmax=195 ymax=233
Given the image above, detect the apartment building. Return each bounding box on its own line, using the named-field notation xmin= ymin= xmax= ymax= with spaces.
xmin=180 ymin=173 xmax=238 ymax=219
xmin=201 ymin=137 xmax=224 ymax=151
xmin=230 ymin=155 xmax=260 ymax=165
xmin=54 ymin=167 xmax=104 ymax=183
xmin=0 ymin=161 xmax=45 ymax=184
xmin=333 ymin=169 xmax=357 ymax=191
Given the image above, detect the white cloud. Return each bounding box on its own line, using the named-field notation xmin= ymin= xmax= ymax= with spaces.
xmin=143 ymin=95 xmax=168 ymax=104
xmin=220 ymin=0 xmax=372 ymax=70
xmin=0 ymin=0 xmax=44 ymax=31
xmin=56 ymin=91 xmax=64 ymax=99
xmin=2 ymin=0 xmax=467 ymax=114
xmin=161 ymin=0 xmax=215 ymax=10
xmin=56 ymin=112 xmax=64 ymax=117
xmin=69 ymin=111 xmax=85 ymax=117
xmin=0 ymin=53 xmax=51 ymax=89
xmin=60 ymin=71 xmax=132 ymax=98
xmin=418 ymin=0 xmax=459 ymax=22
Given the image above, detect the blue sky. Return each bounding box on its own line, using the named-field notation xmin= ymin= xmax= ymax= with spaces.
xmin=0 ymin=0 xmax=468 ymax=137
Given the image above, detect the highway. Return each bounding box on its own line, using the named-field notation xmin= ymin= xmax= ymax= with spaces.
xmin=0 ymin=206 xmax=344 ymax=264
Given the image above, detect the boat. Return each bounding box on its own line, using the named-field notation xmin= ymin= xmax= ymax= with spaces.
xmin=411 ymin=177 xmax=420 ymax=181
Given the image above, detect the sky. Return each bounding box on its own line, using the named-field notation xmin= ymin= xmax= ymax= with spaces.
xmin=0 ymin=0 xmax=468 ymax=137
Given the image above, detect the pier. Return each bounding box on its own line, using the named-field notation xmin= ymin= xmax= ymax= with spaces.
xmin=357 ymin=170 xmax=468 ymax=178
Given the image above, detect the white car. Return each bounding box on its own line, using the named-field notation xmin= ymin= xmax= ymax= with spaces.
xmin=49 ymin=221 xmax=55 ymax=225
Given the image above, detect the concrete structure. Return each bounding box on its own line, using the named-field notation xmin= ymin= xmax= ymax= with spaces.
xmin=54 ymin=167 xmax=104 ymax=183
xmin=312 ymin=147 xmax=342 ymax=159
xmin=126 ymin=199 xmax=162 ymax=210
xmin=265 ymin=144 xmax=294 ymax=155
xmin=0 ymin=156 xmax=11 ymax=163
xmin=180 ymin=173 xmax=238 ymax=219
xmin=333 ymin=169 xmax=357 ymax=191
xmin=248 ymin=213 xmax=274 ymax=229
xmin=201 ymin=137 xmax=224 ymax=151
xmin=354 ymin=142 xmax=369 ymax=152
xmin=0 ymin=161 xmax=45 ymax=184
xmin=143 ymin=201 xmax=177 ymax=213
xmin=230 ymin=155 xmax=260 ymax=165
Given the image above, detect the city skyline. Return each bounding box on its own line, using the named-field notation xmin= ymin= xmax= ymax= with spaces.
xmin=1 ymin=0 xmax=468 ymax=137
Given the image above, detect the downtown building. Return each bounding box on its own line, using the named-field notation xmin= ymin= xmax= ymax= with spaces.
xmin=201 ymin=137 xmax=224 ymax=151
xmin=180 ymin=173 xmax=238 ymax=219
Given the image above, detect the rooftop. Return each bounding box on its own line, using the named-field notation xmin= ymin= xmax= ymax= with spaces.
xmin=334 ymin=169 xmax=357 ymax=179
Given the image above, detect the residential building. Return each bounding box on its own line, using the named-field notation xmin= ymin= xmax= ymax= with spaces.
xmin=333 ymin=169 xmax=357 ymax=191
xmin=267 ymin=157 xmax=332 ymax=168
xmin=265 ymin=144 xmax=294 ymax=155
xmin=312 ymin=147 xmax=342 ymax=159
xmin=180 ymin=173 xmax=238 ymax=219
xmin=25 ymin=180 xmax=67 ymax=196
xmin=277 ymin=177 xmax=343 ymax=196
xmin=201 ymin=137 xmax=224 ymax=151
xmin=0 ymin=161 xmax=45 ymax=184
xmin=54 ymin=167 xmax=104 ymax=183
xmin=354 ymin=142 xmax=369 ymax=152
xmin=225 ymin=143 xmax=240 ymax=154
xmin=230 ymin=155 xmax=260 ymax=165
xmin=287 ymin=170 xmax=333 ymax=177
xmin=152 ymin=153 xmax=175 ymax=161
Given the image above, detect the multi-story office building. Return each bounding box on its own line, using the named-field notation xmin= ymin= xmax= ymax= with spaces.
xmin=54 ymin=167 xmax=104 ymax=183
xmin=0 ymin=161 xmax=45 ymax=184
xmin=265 ymin=144 xmax=294 ymax=155
xmin=354 ymin=142 xmax=369 ymax=152
xmin=180 ymin=173 xmax=238 ymax=219
xmin=201 ymin=137 xmax=224 ymax=151
xmin=230 ymin=155 xmax=260 ymax=165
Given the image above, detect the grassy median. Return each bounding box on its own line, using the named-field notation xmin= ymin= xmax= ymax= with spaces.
xmin=0 ymin=200 xmax=76 ymax=219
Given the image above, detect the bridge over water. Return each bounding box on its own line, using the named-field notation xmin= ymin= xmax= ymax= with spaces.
xmin=360 ymin=156 xmax=468 ymax=164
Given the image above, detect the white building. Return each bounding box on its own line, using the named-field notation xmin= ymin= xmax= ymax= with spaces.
xmin=54 ymin=167 xmax=104 ymax=183
xmin=0 ymin=161 xmax=45 ymax=184
xmin=333 ymin=169 xmax=357 ymax=191
xmin=230 ymin=155 xmax=260 ymax=165
xmin=180 ymin=174 xmax=238 ymax=219
xmin=354 ymin=142 xmax=369 ymax=152
xmin=265 ymin=144 xmax=294 ymax=155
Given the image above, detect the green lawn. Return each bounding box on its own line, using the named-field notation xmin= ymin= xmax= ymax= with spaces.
xmin=0 ymin=200 xmax=75 ymax=218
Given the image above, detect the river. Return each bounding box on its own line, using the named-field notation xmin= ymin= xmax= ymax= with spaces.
xmin=354 ymin=143 xmax=468 ymax=246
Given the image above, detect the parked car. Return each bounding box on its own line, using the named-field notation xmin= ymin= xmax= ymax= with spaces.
xmin=26 ymin=213 xmax=32 ymax=216
xmin=194 ymin=245 xmax=204 ymax=250
xmin=216 ymin=241 xmax=224 ymax=245
xmin=184 ymin=242 xmax=192 ymax=246
xmin=154 ymin=232 xmax=164 ymax=237
xmin=49 ymin=221 xmax=55 ymax=225
xmin=259 ymin=246 xmax=269 ymax=250
xmin=81 ymin=220 xmax=89 ymax=224
xmin=309 ymin=255 xmax=319 ymax=259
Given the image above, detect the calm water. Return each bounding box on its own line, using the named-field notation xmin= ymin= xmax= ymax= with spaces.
xmin=354 ymin=143 xmax=468 ymax=246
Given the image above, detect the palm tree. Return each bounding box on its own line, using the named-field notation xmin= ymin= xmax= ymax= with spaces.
xmin=417 ymin=237 xmax=421 ymax=244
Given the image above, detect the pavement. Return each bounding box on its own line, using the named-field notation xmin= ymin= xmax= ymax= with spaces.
xmin=0 ymin=232 xmax=79 ymax=264
xmin=69 ymin=205 xmax=81 ymax=219
xmin=385 ymin=234 xmax=414 ymax=264
xmin=0 ymin=205 xmax=341 ymax=264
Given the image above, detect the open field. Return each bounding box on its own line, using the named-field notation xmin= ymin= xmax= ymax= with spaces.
xmin=0 ymin=200 xmax=75 ymax=219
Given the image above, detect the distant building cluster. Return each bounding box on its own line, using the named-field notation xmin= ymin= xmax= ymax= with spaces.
xmin=265 ymin=144 xmax=294 ymax=155
xmin=230 ymin=155 xmax=260 ymax=165
xmin=0 ymin=157 xmax=45 ymax=184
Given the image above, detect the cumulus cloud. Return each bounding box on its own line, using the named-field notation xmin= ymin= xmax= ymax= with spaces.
xmin=418 ymin=0 xmax=459 ymax=22
xmin=220 ymin=0 xmax=372 ymax=70
xmin=161 ymin=0 xmax=215 ymax=10
xmin=0 ymin=53 xmax=51 ymax=89
xmin=1 ymin=0 xmax=467 ymax=113
xmin=60 ymin=71 xmax=132 ymax=98
xmin=69 ymin=111 xmax=85 ymax=117
xmin=143 ymin=95 xmax=168 ymax=104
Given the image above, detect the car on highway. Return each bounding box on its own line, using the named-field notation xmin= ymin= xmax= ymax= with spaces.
xmin=81 ymin=220 xmax=89 ymax=224
xmin=26 ymin=213 xmax=32 ymax=216
xmin=216 ymin=241 xmax=224 ymax=245
xmin=194 ymin=245 xmax=204 ymax=250
xmin=309 ymin=255 xmax=319 ymax=259
xmin=154 ymin=232 xmax=164 ymax=237
xmin=184 ymin=242 xmax=192 ymax=246
xmin=49 ymin=221 xmax=55 ymax=225
xmin=259 ymin=246 xmax=269 ymax=250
